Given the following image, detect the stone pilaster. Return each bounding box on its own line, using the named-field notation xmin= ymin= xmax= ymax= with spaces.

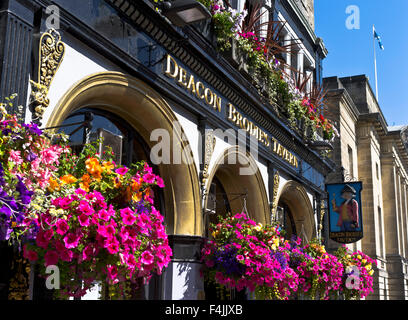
xmin=381 ymin=150 xmax=406 ymax=299
xmin=357 ymin=122 xmax=388 ymax=299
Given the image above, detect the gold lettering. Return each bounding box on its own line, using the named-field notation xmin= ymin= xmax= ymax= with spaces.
xmin=196 ymin=82 xmax=205 ymax=99
xmin=165 ymin=54 xmax=178 ymax=78
xmin=187 ymin=75 xmax=196 ymax=94
xmin=228 ymin=104 xmax=236 ymax=122
xmin=204 ymin=88 xmax=214 ymax=106
xmin=213 ymin=94 xmax=222 ymax=113
xmin=178 ymin=67 xmax=188 ymax=87
xmin=236 ymin=113 xmax=243 ymax=128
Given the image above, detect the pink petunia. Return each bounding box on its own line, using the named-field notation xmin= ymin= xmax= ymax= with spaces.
xmin=36 ymin=231 xmax=50 ymax=249
xmin=115 ymin=167 xmax=128 ymax=175
xmin=56 ymin=219 xmax=69 ymax=236
xmin=64 ymin=233 xmax=81 ymax=249
xmin=78 ymin=214 xmax=90 ymax=227
xmin=143 ymin=173 xmax=156 ymax=184
xmin=78 ymin=200 xmax=95 ymax=216
xmin=106 ymin=265 xmax=118 ymax=280
xmin=60 ymin=249 xmax=73 ymax=262
xmin=141 ymin=251 xmax=154 ymax=265
xmin=44 ymin=250 xmax=59 ymax=266
xmin=98 ymin=209 xmax=110 ymax=222
xmin=156 ymin=176 xmax=165 ymax=188
xmin=23 ymin=245 xmax=38 ymax=262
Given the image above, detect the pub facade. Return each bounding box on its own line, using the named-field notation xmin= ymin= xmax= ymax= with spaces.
xmin=0 ymin=0 xmax=336 ymax=299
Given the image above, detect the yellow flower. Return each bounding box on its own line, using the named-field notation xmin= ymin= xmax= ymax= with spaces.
xmin=60 ymin=174 xmax=77 ymax=185
xmin=85 ymin=157 xmax=103 ymax=180
xmin=102 ymin=161 xmax=114 ymax=174
xmin=80 ymin=174 xmax=91 ymax=192
xmin=369 ymin=269 xmax=374 ymax=276
xmin=365 ymin=264 xmax=372 ymax=271
xmin=132 ymin=191 xmax=142 ymax=202
xmin=48 ymin=177 xmax=60 ymax=192
xmin=254 ymin=223 xmax=262 ymax=231
xmin=273 ymin=238 xmax=279 ymax=247
xmin=362 ymin=259 xmax=367 ymax=264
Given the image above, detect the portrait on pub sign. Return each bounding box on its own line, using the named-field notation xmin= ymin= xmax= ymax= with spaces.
xmin=326 ymin=182 xmax=363 ymax=243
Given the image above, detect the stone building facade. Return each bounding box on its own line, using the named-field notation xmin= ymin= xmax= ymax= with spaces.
xmin=324 ymin=75 xmax=408 ymax=300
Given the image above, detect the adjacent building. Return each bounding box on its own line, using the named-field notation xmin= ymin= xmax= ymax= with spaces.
xmin=324 ymin=75 xmax=408 ymax=300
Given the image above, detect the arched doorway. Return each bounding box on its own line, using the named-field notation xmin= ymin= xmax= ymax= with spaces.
xmin=277 ymin=181 xmax=316 ymax=242
xmin=203 ymin=146 xmax=269 ymax=300
xmin=44 ymin=72 xmax=202 ymax=299
xmin=46 ymin=72 xmax=202 ymax=236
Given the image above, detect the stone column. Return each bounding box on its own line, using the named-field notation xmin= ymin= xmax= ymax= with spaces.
xmin=381 ymin=154 xmax=405 ymax=299
xmin=162 ymin=235 xmax=205 ymax=300
xmin=283 ymin=33 xmax=291 ymax=76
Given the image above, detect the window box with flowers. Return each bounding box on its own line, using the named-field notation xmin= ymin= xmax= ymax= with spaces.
xmin=186 ymin=1 xmax=340 ymax=143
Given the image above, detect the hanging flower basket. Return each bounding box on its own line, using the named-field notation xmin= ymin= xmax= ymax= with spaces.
xmin=23 ymin=150 xmax=172 ymax=299
xmin=1 ymin=100 xmax=172 ymax=299
xmin=201 ymin=213 xmax=299 ymax=300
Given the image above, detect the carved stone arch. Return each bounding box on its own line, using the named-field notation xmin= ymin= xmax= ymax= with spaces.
xmin=46 ymin=71 xmax=202 ymax=236
xmin=204 ymin=146 xmax=269 ymax=226
xmin=277 ymin=180 xmax=316 ymax=241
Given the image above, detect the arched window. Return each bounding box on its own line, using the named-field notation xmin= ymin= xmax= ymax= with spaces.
xmin=32 ymin=108 xmax=165 ymax=300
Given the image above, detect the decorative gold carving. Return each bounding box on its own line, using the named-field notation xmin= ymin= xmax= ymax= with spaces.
xmin=30 ymin=29 xmax=65 ymax=122
xmin=8 ymin=256 xmax=30 ymax=300
xmin=201 ymin=131 xmax=216 ymax=188
xmin=271 ymin=171 xmax=280 ymax=220
xmin=318 ymin=202 xmax=325 ymax=242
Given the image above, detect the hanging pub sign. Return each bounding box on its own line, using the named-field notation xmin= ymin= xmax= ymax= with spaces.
xmin=326 ymin=182 xmax=364 ymax=244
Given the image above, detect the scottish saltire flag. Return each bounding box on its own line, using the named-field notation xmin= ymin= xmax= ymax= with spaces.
xmin=373 ymin=27 xmax=384 ymax=50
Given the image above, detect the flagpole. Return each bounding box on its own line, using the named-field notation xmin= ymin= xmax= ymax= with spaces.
xmin=373 ymin=25 xmax=379 ymax=101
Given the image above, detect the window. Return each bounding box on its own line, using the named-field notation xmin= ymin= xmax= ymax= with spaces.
xmin=376 ymin=163 xmax=380 ymax=180
xmin=348 ymin=146 xmax=354 ymax=178
xmin=50 ymin=108 xmax=165 ymax=300
xmin=230 ymin=0 xmax=245 ymax=12
xmin=378 ymin=206 xmax=384 ymax=258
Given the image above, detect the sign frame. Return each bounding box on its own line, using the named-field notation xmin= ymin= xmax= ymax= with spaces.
xmin=325 ymin=182 xmax=364 ymax=244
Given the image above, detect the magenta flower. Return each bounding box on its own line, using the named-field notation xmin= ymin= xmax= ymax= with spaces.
xmin=64 ymin=233 xmax=81 ymax=249
xmin=78 ymin=200 xmax=95 ymax=216
xmin=141 ymin=251 xmax=154 ymax=265
xmin=78 ymin=214 xmax=90 ymax=227
xmin=60 ymin=249 xmax=74 ymax=262
xmin=143 ymin=173 xmax=156 ymax=184
xmin=44 ymin=250 xmax=59 ymax=266
xmin=56 ymin=219 xmax=69 ymax=235
xmin=115 ymin=167 xmax=128 ymax=175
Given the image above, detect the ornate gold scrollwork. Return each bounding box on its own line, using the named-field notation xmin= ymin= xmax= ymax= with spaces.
xmin=271 ymin=170 xmax=280 ymax=221
xmin=8 ymin=255 xmax=30 ymax=300
xmin=30 ymin=29 xmax=65 ymax=123
xmin=201 ymin=131 xmax=216 ymax=189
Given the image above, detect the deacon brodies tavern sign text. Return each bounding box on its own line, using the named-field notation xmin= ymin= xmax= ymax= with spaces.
xmin=164 ymin=54 xmax=299 ymax=169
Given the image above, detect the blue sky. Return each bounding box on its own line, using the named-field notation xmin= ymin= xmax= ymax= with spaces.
xmin=315 ymin=0 xmax=408 ymax=127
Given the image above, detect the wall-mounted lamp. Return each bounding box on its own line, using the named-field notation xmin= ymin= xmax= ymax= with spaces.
xmin=160 ymin=0 xmax=212 ymax=27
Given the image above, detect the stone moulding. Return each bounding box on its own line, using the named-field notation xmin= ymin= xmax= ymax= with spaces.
xmin=29 ymin=28 xmax=65 ymax=124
